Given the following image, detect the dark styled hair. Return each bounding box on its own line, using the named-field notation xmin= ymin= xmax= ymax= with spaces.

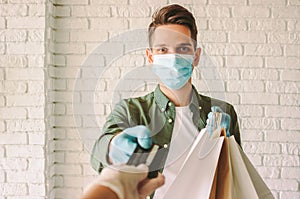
xmin=148 ymin=4 xmax=198 ymax=48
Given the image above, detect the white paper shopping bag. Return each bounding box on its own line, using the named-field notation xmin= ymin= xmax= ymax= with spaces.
xmin=228 ymin=137 xmax=274 ymax=199
xmin=163 ymin=128 xmax=225 ymax=199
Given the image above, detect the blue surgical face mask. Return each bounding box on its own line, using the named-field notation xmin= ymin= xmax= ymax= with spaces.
xmin=152 ymin=54 xmax=194 ymax=90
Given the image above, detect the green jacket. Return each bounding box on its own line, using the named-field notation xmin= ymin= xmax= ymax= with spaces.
xmin=91 ymin=85 xmax=241 ymax=173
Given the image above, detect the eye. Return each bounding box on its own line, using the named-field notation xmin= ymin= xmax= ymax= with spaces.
xmin=177 ymin=46 xmax=192 ymax=53
xmin=155 ymin=47 xmax=168 ymax=54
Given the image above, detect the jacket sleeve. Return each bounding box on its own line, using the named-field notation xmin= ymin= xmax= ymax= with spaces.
xmin=229 ymin=105 xmax=241 ymax=146
xmin=90 ymin=100 xmax=130 ymax=174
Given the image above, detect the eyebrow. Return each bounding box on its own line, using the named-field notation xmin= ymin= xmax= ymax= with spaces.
xmin=153 ymin=43 xmax=193 ymax=47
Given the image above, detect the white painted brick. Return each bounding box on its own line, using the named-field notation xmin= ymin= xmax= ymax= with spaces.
xmin=6 ymin=94 xmax=44 ymax=106
xmin=226 ymin=56 xmax=263 ymax=68
xmin=1 ymin=81 xmax=27 ymax=93
xmin=232 ymin=6 xmax=270 ymax=18
xmin=90 ymin=18 xmax=128 ymax=30
xmin=256 ymin=166 xmax=280 ymax=178
xmin=265 ymin=130 xmax=299 ymax=143
xmin=209 ymin=19 xmax=247 ymax=31
xmin=6 ymin=145 xmax=44 ymax=158
xmin=28 ymin=107 xmax=44 ymax=119
xmin=168 ymin=0 xmax=206 ymax=4
xmin=129 ymin=17 xmax=152 ymax=29
xmin=245 ymin=44 xmax=282 ymax=56
xmin=5 ymin=68 xmax=44 ymax=81
xmin=241 ymin=117 xmax=279 ymax=129
xmin=249 ymin=0 xmax=286 ymax=6
xmin=268 ymin=32 xmax=299 ymax=44
xmin=70 ymin=30 xmax=108 ymax=42
xmin=243 ymin=142 xmax=280 ymax=154
xmin=63 ymin=176 xmax=84 ymax=187
xmin=265 ymin=179 xmax=298 ymax=191
xmin=284 ymin=45 xmax=299 ymax=56
xmin=54 ymin=43 xmax=85 ymax=54
xmin=264 ymin=155 xmax=299 ymax=166
xmin=28 ymin=81 xmax=44 ymax=94
xmin=280 ymin=192 xmax=300 ymax=199
xmin=112 ymin=6 xmax=150 ymax=17
xmin=229 ymin=31 xmax=266 ymax=43
xmin=28 ymin=4 xmax=46 ymax=16
xmin=0 ymin=55 xmax=28 ymax=67
xmin=199 ymin=31 xmax=226 ymax=42
xmin=0 ymin=133 xmax=27 ymax=144
xmin=0 ymin=158 xmax=27 ymax=170
xmin=266 ymin=81 xmax=299 ymax=93
xmin=265 ymin=106 xmax=300 ymax=118
xmin=7 ymin=171 xmax=44 ymax=183
xmin=28 ymin=158 xmax=44 ymax=171
xmin=287 ymin=20 xmax=300 ymax=31
xmin=0 ymin=170 xmax=4 ymax=182
xmin=8 ymin=0 xmax=45 ymax=2
xmin=227 ymin=80 xmax=264 ymax=92
xmin=0 ymin=120 xmax=5 ymax=132
xmin=54 ymin=0 xmax=87 ymax=5
xmin=0 ymin=96 xmax=4 ymax=106
xmin=7 ymin=42 xmax=44 ymax=54
xmin=0 ymin=17 xmax=5 ymax=29
xmin=29 ymin=184 xmax=45 ymax=196
xmin=281 ymin=70 xmax=300 ymax=81
xmin=0 ymin=146 xmax=4 ymax=158
xmin=53 ymin=30 xmax=69 ymax=42
xmin=281 ymin=119 xmax=300 ymax=131
xmin=28 ymin=133 xmax=45 ymax=145
xmin=52 ymin=18 xmax=88 ymax=29
xmin=28 ymin=30 xmax=44 ymax=42
xmin=53 ymin=103 xmax=66 ymax=115
xmin=54 ymin=164 xmax=81 ymax=175
xmin=281 ymin=143 xmax=299 ymax=155
xmin=54 ymin=140 xmax=82 ymax=151
xmin=0 ymin=183 xmax=27 ymax=196
xmin=54 ymin=6 xmax=70 ymax=17
xmin=241 ymin=93 xmax=278 ymax=105
xmin=65 ymin=152 xmax=89 ymax=164
xmin=272 ymin=7 xmax=300 ymax=19
xmin=288 ymin=0 xmax=300 ymax=5
xmin=0 ymin=4 xmax=27 ymax=16
xmin=281 ymin=167 xmax=300 ymax=179
xmin=235 ymin=105 xmax=263 ymax=117
xmin=7 ymin=17 xmax=45 ymax=29
xmin=266 ymin=57 xmax=299 ymax=69
xmin=0 ymin=30 xmax=27 ymax=41
xmin=241 ymin=69 xmax=279 ymax=80
xmin=7 ymin=119 xmax=45 ymax=132
xmin=83 ymin=164 xmax=97 ymax=176
xmin=280 ymin=94 xmax=299 ymax=105
xmin=210 ymin=0 xmax=246 ymax=5
xmin=72 ymin=6 xmax=111 ymax=17
xmin=249 ymin=19 xmax=286 ymax=31
xmin=202 ymin=43 xmax=243 ymax=55
xmin=0 ymin=43 xmax=5 ymax=54
xmin=90 ymin=0 xmax=127 ymax=5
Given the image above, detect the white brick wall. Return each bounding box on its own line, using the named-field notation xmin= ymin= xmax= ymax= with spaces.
xmin=1 ymin=0 xmax=299 ymax=198
xmin=0 ymin=0 xmax=46 ymax=199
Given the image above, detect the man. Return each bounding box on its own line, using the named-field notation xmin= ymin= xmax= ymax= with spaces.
xmin=91 ymin=4 xmax=241 ymax=198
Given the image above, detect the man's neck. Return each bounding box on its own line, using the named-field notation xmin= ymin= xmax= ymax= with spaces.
xmin=159 ymin=83 xmax=193 ymax=107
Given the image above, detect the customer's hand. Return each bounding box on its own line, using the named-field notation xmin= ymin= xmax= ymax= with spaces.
xmin=109 ymin=125 xmax=152 ymax=164
xmin=82 ymin=164 xmax=165 ymax=199
xmin=206 ymin=106 xmax=231 ymax=137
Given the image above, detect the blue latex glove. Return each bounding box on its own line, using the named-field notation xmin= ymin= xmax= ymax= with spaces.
xmin=206 ymin=106 xmax=231 ymax=137
xmin=109 ymin=125 xmax=152 ymax=164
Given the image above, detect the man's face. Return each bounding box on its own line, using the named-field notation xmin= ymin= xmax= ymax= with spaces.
xmin=146 ymin=24 xmax=201 ymax=66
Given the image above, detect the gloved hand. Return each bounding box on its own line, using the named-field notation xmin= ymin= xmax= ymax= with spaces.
xmin=109 ymin=125 xmax=152 ymax=164
xmin=82 ymin=164 xmax=165 ymax=199
xmin=206 ymin=106 xmax=231 ymax=137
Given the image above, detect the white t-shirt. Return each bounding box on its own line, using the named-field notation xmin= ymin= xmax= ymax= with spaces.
xmin=153 ymin=105 xmax=199 ymax=199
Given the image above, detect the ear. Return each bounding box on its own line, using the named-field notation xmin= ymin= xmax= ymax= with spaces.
xmin=146 ymin=48 xmax=154 ymax=64
xmin=192 ymin=47 xmax=201 ymax=67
